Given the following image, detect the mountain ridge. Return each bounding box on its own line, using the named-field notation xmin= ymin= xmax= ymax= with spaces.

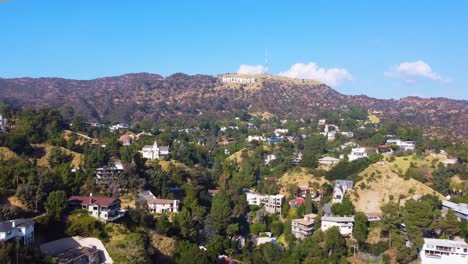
xmin=0 ymin=73 xmax=466 ymax=139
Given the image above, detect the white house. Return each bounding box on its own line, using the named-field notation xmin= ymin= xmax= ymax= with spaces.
xmin=292 ymin=213 xmax=317 ymax=240
xmin=386 ymin=139 xmax=416 ymax=151
xmin=441 ymin=158 xmax=457 ymax=166
xmin=245 ymin=190 xmax=284 ymax=214
xmin=332 ymin=180 xmax=354 ymax=203
xmin=419 ymin=238 xmax=468 ymax=264
xmin=265 ymin=154 xmax=277 ymax=165
xmin=340 ymin=131 xmax=354 ymax=138
xmin=321 ymin=216 xmax=354 ymax=236
xmin=318 ymin=119 xmax=326 ymax=125
xmin=274 ymin=128 xmax=288 ymax=137
xmin=0 ymin=219 xmax=34 ymax=245
xmin=147 ymin=198 xmax=180 ymax=214
xmin=442 ymin=201 xmax=468 ymax=220
xmin=109 ymin=123 xmax=129 ymax=132
xmin=67 ymin=194 xmax=125 ymax=222
xmin=319 ymin=156 xmax=340 ymax=165
xmin=141 ymin=141 xmax=170 ymax=160
xmin=137 ymin=190 xmax=180 ymax=213
xmin=247 ymin=135 xmax=266 ymax=142
xmin=348 ymin=147 xmax=368 ymax=161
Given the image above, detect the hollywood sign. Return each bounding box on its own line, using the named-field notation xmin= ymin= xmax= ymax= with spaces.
xmin=222 ymin=77 xmax=256 ymax=84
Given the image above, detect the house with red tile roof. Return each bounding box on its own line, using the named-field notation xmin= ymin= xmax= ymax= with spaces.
xmin=67 ymin=194 xmax=125 ymax=222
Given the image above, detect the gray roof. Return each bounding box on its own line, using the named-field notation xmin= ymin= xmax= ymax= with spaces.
xmin=442 ymin=201 xmax=468 ymax=215
xmin=424 ymin=238 xmax=468 ymax=249
xmin=323 ymin=204 xmax=332 ymax=216
xmin=0 ymin=219 xmax=34 ymax=233
xmin=322 ymin=216 xmax=354 ymax=222
xmin=334 ymin=180 xmax=354 ymax=189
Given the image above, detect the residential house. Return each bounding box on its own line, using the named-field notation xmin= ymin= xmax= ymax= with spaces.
xmin=118 ymin=135 xmax=134 ymax=146
xmin=319 ymin=156 xmax=340 ymax=165
xmin=419 ymin=238 xmax=468 ymax=264
xmin=386 ymin=139 xmax=416 ymax=151
xmin=147 ymin=199 xmax=180 ymax=214
xmin=137 ymin=190 xmax=180 ymax=213
xmin=318 ymin=119 xmax=326 ymax=126
xmin=246 ymin=135 xmax=266 ymax=142
xmin=95 ymin=161 xmax=124 ymax=184
xmin=40 ymin=236 xmax=113 ymax=264
xmin=265 ymin=154 xmax=276 ymax=165
xmin=109 ymin=123 xmax=129 ymax=132
xmin=442 ymin=201 xmax=468 ymax=220
xmin=339 ymin=141 xmax=358 ymax=150
xmin=67 ymin=194 xmax=125 ymax=222
xmin=348 ymin=147 xmax=368 ymax=161
xmin=340 ymin=131 xmax=354 ymax=137
xmin=274 ymin=128 xmax=288 ymax=137
xmin=289 ymin=197 xmax=305 ymax=208
xmin=442 ymin=158 xmax=457 ymax=166
xmin=0 ymin=219 xmax=34 ymax=245
xmin=321 ymin=216 xmax=354 ymax=236
xmin=141 ymin=141 xmax=170 ymax=160
xmin=292 ymin=213 xmax=317 ymax=240
xmin=253 ymin=232 xmax=276 ymax=246
xmin=332 ymin=180 xmax=354 ymax=203
xmin=365 ymin=212 xmax=382 ymax=222
xmin=245 ymin=190 xmax=285 ymax=214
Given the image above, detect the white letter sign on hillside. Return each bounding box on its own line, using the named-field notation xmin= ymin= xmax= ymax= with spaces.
xmin=222 ymin=77 xmax=256 ymax=84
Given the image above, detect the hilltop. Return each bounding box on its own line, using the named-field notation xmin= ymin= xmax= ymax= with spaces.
xmin=0 ymin=73 xmax=467 ymax=139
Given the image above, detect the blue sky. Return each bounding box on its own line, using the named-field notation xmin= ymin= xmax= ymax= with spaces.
xmin=0 ymin=1 xmax=467 ymax=99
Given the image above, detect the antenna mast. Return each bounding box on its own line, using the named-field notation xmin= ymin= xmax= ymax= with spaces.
xmin=263 ymin=48 xmax=269 ymax=75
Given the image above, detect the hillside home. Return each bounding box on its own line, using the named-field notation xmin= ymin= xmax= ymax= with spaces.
xmin=386 ymin=139 xmax=416 ymax=151
xmin=245 ymin=190 xmax=285 ymax=214
xmin=348 ymin=147 xmax=368 ymax=161
xmin=40 ymin=236 xmax=113 ymax=264
xmin=109 ymin=123 xmax=129 ymax=132
xmin=67 ymin=194 xmax=125 ymax=222
xmin=318 ymin=119 xmax=326 ymax=125
xmin=419 ymin=238 xmax=468 ymax=264
xmin=140 ymin=141 xmax=170 ymax=160
xmin=289 ymin=197 xmax=305 ymax=208
xmin=274 ymin=128 xmax=288 ymax=136
xmin=442 ymin=201 xmax=468 ymax=220
xmin=321 ymin=216 xmax=354 ymax=236
xmin=118 ymin=134 xmax=134 ymax=146
xmin=95 ymin=161 xmax=124 ymax=184
xmin=292 ymin=213 xmax=317 ymax=240
xmin=265 ymin=154 xmax=276 ymax=165
xmin=441 ymin=158 xmax=457 ymax=166
xmin=332 ymin=180 xmax=354 ymax=203
xmin=246 ymin=135 xmax=266 ymax=142
xmin=0 ymin=219 xmax=34 ymax=245
xmin=339 ymin=141 xmax=358 ymax=150
xmin=137 ymin=190 xmax=180 ymax=213
xmin=340 ymin=131 xmax=354 ymax=137
xmin=319 ymin=156 xmax=340 ymax=165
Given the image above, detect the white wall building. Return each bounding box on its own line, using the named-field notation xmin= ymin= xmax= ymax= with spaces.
xmin=348 ymin=147 xmax=368 ymax=161
xmin=332 ymin=180 xmax=354 ymax=203
xmin=319 ymin=156 xmax=340 ymax=165
xmin=147 ymin=199 xmax=180 ymax=213
xmin=386 ymin=139 xmax=416 ymax=151
xmin=292 ymin=214 xmax=317 ymax=240
xmin=321 ymin=216 xmax=354 ymax=236
xmin=419 ymin=238 xmax=468 ymax=264
xmin=141 ymin=141 xmax=170 ymax=160
xmin=245 ymin=190 xmax=284 ymax=214
xmin=0 ymin=219 xmax=34 ymax=245
xmin=247 ymin=135 xmax=266 ymax=142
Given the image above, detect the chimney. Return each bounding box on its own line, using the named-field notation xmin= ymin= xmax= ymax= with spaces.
xmin=11 ymin=221 xmax=15 ymax=228
xmin=90 ymin=193 xmax=93 ymax=204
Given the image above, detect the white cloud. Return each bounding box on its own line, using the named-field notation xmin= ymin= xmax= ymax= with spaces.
xmin=384 ymin=60 xmax=448 ymax=83
xmin=237 ymin=64 xmax=268 ymax=75
xmin=278 ymin=62 xmax=352 ymax=86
